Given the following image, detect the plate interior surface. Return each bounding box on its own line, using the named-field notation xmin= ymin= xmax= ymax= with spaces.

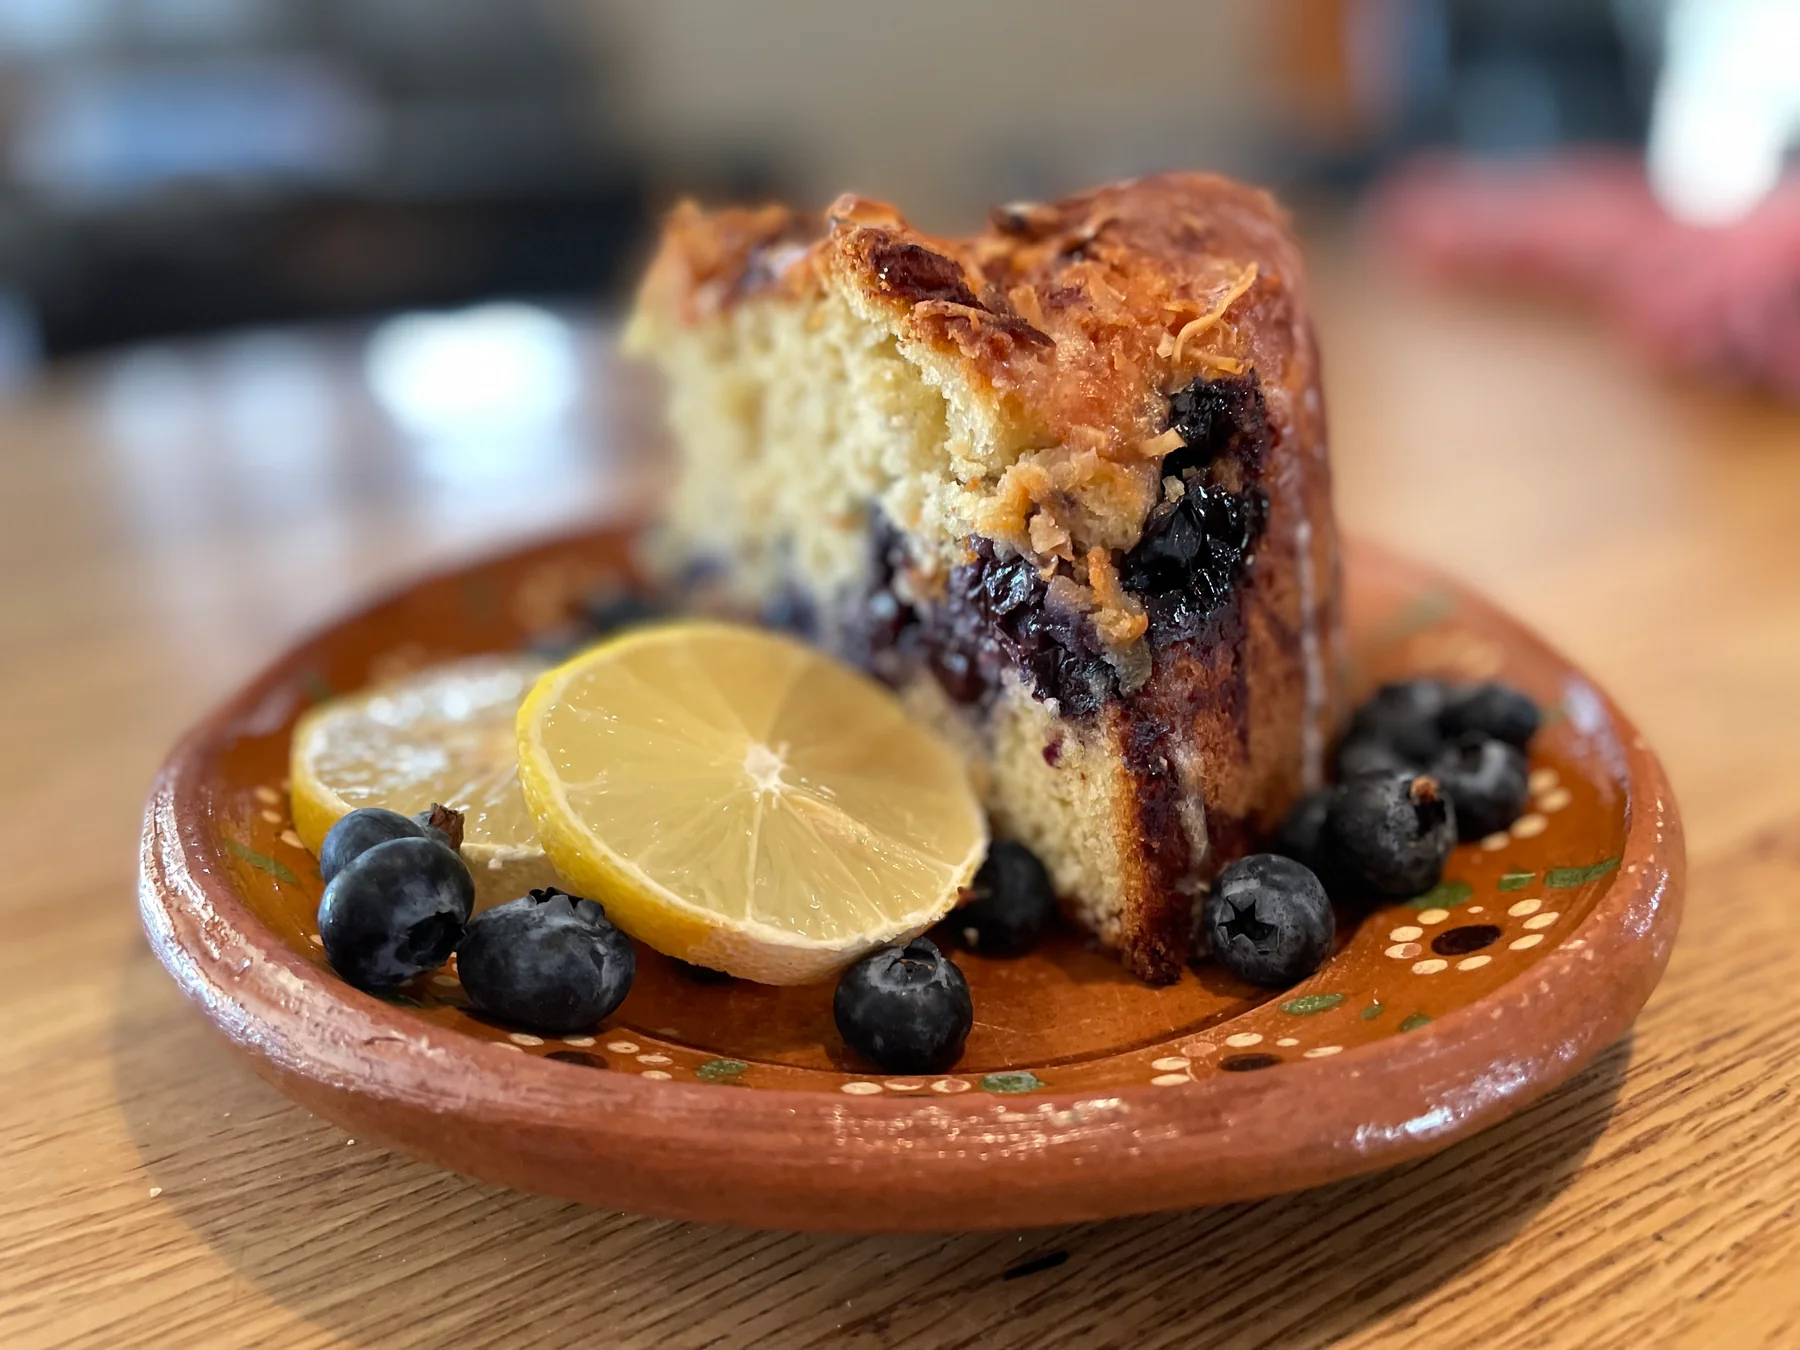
xmin=140 ymin=531 xmax=1681 ymax=1229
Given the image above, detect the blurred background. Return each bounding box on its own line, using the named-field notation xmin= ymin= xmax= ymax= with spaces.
xmin=2 ymin=0 xmax=1797 ymax=853
xmin=3 ymin=0 xmax=1796 ymax=377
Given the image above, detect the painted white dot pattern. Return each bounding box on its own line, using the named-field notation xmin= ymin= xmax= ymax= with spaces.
xmin=606 ymin=1040 xmax=639 ymax=1055
xmin=1511 ymin=934 xmax=1545 ymax=951
xmin=509 ymin=1033 xmax=544 ymax=1047
xmin=1151 ymin=1072 xmax=1190 ymax=1087
xmin=279 ymin=829 xmax=304 ymax=850
xmin=1480 ymin=832 xmax=1511 ymax=851
xmin=1509 ymin=898 xmax=1543 ymax=917
xmin=1528 ymin=767 xmax=1559 ymax=794
xmin=641 ymin=1070 xmax=672 ymax=1081
xmin=1303 ymin=1045 xmax=1343 ymax=1059
xmin=840 ymin=1081 xmax=882 ymax=1095
xmin=1150 ymin=1056 xmax=1191 ymax=1072
xmin=430 ymin=975 xmax=458 ymax=988
xmin=1388 ymin=925 xmax=1424 ymax=942
xmin=1225 ymin=1032 xmax=1264 ymax=1048
xmin=1511 ymin=812 xmax=1548 ymax=839
xmin=260 ymin=809 xmax=284 ymax=825
xmin=883 ymin=1081 xmax=923 ymax=1092
xmin=254 ymin=786 xmax=282 ymax=806
xmin=1385 ymin=942 xmax=1423 ymax=960
xmin=1412 ymin=958 xmax=1448 ymax=975
xmin=1275 ymin=1037 xmax=1300 ymax=1048
xmin=1416 ymin=908 xmax=1451 ymax=925
xmin=562 ymin=1036 xmax=595 ymax=1047
xmin=637 ymin=1053 xmax=672 ymax=1065
xmin=1457 ymin=955 xmax=1493 ymax=971
xmin=931 ymin=1078 xmax=971 ymax=1094
xmin=1524 ymin=912 xmax=1560 ymax=930
xmin=1537 ymin=786 xmax=1572 ymax=813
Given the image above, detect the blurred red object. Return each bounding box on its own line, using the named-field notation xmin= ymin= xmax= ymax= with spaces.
xmin=1372 ymin=153 xmax=1800 ymax=401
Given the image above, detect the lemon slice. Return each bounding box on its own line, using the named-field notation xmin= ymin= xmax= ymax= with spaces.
xmin=516 ymin=622 xmax=988 ymax=985
xmin=291 ymin=654 xmax=561 ymax=906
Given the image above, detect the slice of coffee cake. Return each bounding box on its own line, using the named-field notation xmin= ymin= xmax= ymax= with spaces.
xmin=624 ymin=172 xmax=1342 ymax=983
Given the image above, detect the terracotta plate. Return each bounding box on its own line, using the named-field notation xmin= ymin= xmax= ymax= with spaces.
xmin=139 ymin=531 xmax=1683 ymax=1231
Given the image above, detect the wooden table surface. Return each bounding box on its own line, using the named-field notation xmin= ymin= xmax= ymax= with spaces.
xmin=4 ymin=250 xmax=1799 ymax=1350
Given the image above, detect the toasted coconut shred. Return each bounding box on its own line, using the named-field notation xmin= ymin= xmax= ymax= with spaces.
xmin=1170 ymin=262 xmax=1259 ymax=364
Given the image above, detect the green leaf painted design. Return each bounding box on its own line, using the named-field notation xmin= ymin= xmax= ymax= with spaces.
xmin=696 ymin=1058 xmax=749 ymax=1083
xmin=1398 ymin=1012 xmax=1432 ymax=1033
xmin=1407 ymin=880 xmax=1472 ymax=910
xmin=981 ymin=1071 xmax=1044 ymax=1094
xmin=300 ymin=670 xmax=336 ymax=705
xmin=1497 ymin=871 xmax=1537 ymax=892
xmin=1547 ymin=857 xmax=1621 ymax=889
xmin=1361 ymin=1002 xmax=1385 ymax=1021
xmin=226 ymin=838 xmax=301 ymax=887
xmin=1280 ymin=993 xmax=1345 ymax=1016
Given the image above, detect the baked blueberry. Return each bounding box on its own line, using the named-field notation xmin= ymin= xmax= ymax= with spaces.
xmin=1271 ymin=787 xmax=1338 ymax=878
xmin=317 ymin=836 xmax=475 ymax=990
xmin=1325 ymin=771 xmax=1457 ymax=898
xmin=1439 ymin=683 xmax=1540 ymax=749
xmin=1431 ymin=733 xmax=1530 ymax=840
xmin=458 ymin=888 xmax=636 ymax=1033
xmin=953 ymin=841 xmax=1056 ymax=957
xmin=1343 ymin=679 xmax=1450 ymax=765
xmin=1202 ymin=854 xmax=1335 ymax=987
xmin=834 ymin=938 xmax=972 ymax=1074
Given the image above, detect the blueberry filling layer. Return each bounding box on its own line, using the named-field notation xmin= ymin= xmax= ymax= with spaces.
xmin=850 ymin=371 xmax=1272 ymax=715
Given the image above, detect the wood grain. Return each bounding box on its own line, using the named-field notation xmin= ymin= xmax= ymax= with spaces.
xmin=4 ymin=251 xmax=1799 ymax=1346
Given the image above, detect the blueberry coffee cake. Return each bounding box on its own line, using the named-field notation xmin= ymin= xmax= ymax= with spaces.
xmin=623 ymin=172 xmax=1343 ymax=983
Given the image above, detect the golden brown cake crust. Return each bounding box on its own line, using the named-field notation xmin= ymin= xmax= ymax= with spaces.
xmin=643 ymin=173 xmax=1302 ymax=448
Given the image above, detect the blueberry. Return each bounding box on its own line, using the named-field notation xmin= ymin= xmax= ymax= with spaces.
xmin=1439 ymin=683 xmax=1540 ymax=749
xmin=1271 ymin=787 xmax=1338 ymax=877
xmin=1431 ymin=733 xmax=1530 ymax=840
xmin=579 ymin=590 xmax=664 ymax=637
xmin=1334 ymin=734 xmax=1420 ymax=780
xmin=317 ymin=836 xmax=474 ymax=990
xmin=952 ymin=841 xmax=1056 ymax=957
xmin=1343 ymin=679 xmax=1450 ymax=765
xmin=1202 ymin=854 xmax=1335 ymax=987
xmin=458 ymin=888 xmax=636 ymax=1033
xmin=1325 ymin=771 xmax=1458 ymax=898
xmin=834 ymin=938 xmax=972 ymax=1074
xmin=319 ymin=808 xmax=432 ymax=885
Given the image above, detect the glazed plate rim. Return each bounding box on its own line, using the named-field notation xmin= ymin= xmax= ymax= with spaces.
xmin=138 ymin=532 xmax=1684 ymax=1231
